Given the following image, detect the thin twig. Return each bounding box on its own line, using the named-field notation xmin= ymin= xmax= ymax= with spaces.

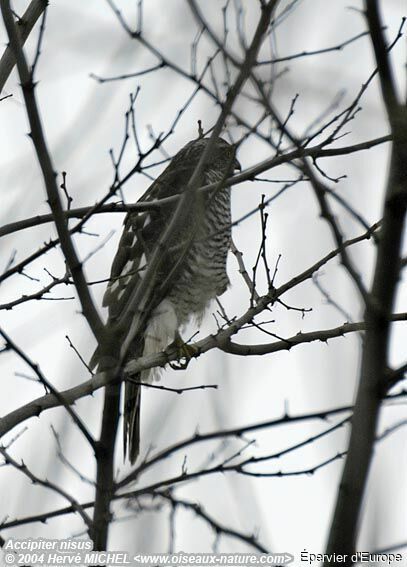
xmin=0 ymin=1 xmax=106 ymax=343
xmin=0 ymin=328 xmax=96 ymax=450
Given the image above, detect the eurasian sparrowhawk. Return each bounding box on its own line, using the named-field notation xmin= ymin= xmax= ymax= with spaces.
xmin=94 ymin=136 xmax=240 ymax=464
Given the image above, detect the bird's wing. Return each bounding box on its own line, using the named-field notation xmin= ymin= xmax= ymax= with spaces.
xmin=102 ymin=155 xmax=203 ymax=342
xmin=100 ymin=150 xmax=204 ymax=464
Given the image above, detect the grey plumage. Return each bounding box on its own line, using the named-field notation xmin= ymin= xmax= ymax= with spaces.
xmin=96 ymin=136 xmax=240 ymax=464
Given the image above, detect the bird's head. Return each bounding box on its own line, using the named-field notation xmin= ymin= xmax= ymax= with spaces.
xmin=180 ymin=136 xmax=241 ymax=177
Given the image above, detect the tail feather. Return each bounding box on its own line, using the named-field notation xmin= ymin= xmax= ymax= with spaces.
xmin=90 ymin=297 xmax=178 ymax=465
xmin=90 ymin=346 xmax=142 ymax=465
xmin=124 ymin=379 xmax=141 ymax=465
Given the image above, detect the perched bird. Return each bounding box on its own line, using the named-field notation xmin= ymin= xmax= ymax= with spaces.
xmin=95 ymin=136 xmax=240 ymax=464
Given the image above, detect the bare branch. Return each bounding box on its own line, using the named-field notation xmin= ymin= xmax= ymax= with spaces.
xmin=325 ymin=4 xmax=407 ymax=558
xmin=302 ymin=160 xmax=369 ymax=303
xmin=364 ymin=4 xmax=401 ymax=124
xmin=257 ymin=29 xmax=372 ymax=64
xmin=0 ymin=1 xmax=106 ymax=343
xmin=0 ymin=444 xmax=93 ymax=529
xmin=0 ymin=219 xmax=385 ymax=440
xmin=155 ymin=492 xmax=270 ymax=553
xmin=0 ymin=328 xmax=96 ymax=450
xmin=0 ymin=135 xmax=390 ymax=241
xmin=0 ymin=0 xmax=47 ymax=94
xmin=1 ymin=390 xmax=406 ymax=532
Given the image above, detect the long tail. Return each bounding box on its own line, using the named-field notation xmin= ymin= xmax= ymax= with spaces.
xmin=90 ymin=346 xmax=142 ymax=465
xmin=124 ymin=379 xmax=141 ymax=465
xmin=90 ymin=299 xmax=175 ymax=464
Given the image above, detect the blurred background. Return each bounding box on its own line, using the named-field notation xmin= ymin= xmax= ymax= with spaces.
xmin=0 ymin=0 xmax=405 ymax=560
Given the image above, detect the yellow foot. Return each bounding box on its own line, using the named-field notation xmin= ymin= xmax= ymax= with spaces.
xmin=166 ymin=334 xmax=198 ymax=370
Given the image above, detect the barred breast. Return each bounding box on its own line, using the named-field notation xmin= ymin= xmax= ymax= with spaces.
xmin=167 ymin=171 xmax=232 ymax=327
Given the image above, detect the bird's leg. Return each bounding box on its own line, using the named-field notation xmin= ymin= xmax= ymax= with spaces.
xmin=166 ymin=331 xmax=197 ymax=370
